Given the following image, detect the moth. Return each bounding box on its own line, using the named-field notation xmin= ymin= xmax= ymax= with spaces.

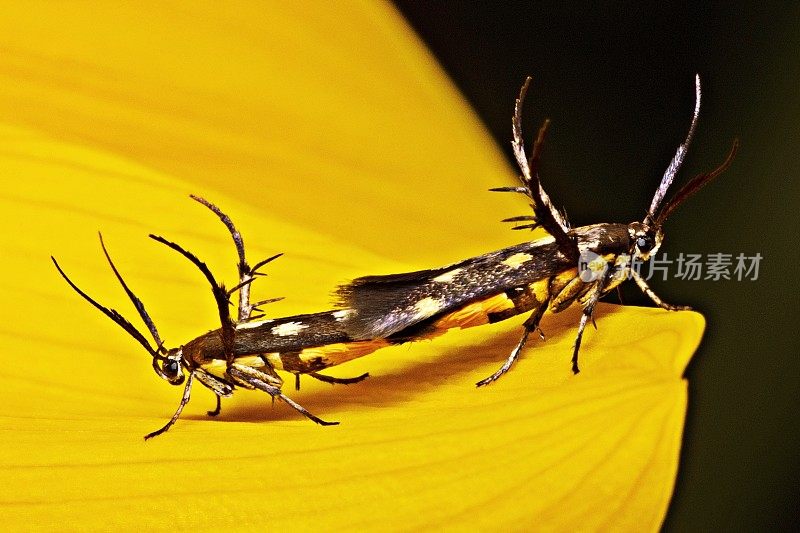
xmin=334 ymin=74 xmax=737 ymax=385
xmin=53 ymin=196 xmax=380 ymax=439
xmin=53 ymin=75 xmax=736 ymax=439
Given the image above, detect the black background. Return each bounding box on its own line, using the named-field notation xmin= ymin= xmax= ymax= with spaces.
xmin=394 ymin=1 xmax=799 ymax=530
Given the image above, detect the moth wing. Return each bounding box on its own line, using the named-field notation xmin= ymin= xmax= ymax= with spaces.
xmin=336 ymin=240 xmax=567 ymax=339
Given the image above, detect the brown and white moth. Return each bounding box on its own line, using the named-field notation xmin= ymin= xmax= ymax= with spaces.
xmin=52 ymin=195 xmax=387 ymax=439
xmin=334 ymin=75 xmax=737 ymax=385
xmin=53 ymin=75 xmax=736 ymax=438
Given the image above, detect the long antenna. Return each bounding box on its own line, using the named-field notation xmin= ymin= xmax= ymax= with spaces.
xmin=98 ymin=233 xmax=164 ymax=351
xmin=655 ymin=139 xmax=739 ymax=224
xmin=51 ymin=256 xmax=161 ymax=360
xmin=647 ymin=74 xmax=702 ymax=219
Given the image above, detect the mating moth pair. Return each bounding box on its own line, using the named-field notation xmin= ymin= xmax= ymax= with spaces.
xmin=53 ymin=76 xmax=736 ymax=439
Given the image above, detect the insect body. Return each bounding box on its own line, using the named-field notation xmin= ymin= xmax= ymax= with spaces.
xmin=336 ymin=75 xmax=737 ymax=385
xmin=52 ymin=197 xmax=383 ymax=439
xmin=53 ymin=75 xmax=736 ymax=438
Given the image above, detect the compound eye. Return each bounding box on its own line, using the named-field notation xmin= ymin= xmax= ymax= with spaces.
xmin=636 ymin=235 xmax=653 ymax=253
xmin=163 ymin=359 xmax=180 ymax=377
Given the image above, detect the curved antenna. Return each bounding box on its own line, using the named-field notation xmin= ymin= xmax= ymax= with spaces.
xmin=149 ymin=234 xmax=235 ymax=363
xmin=190 ymin=195 xmax=248 ymax=274
xmin=648 ymin=74 xmax=702 ymax=219
xmin=504 ymin=76 xmax=577 ymax=260
xmin=51 ymin=256 xmax=161 ymax=360
xmin=98 ymin=233 xmax=164 ymax=352
xmin=189 ymin=195 xmax=282 ymax=322
xmin=148 ymin=234 xmax=230 ymax=324
xmin=655 ymin=139 xmax=739 ymax=224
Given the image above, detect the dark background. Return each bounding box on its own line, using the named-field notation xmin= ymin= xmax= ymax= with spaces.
xmin=394 ymin=1 xmax=799 ymax=530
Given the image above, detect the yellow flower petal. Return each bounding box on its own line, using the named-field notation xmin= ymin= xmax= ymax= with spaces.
xmin=0 ymin=2 xmax=704 ymax=530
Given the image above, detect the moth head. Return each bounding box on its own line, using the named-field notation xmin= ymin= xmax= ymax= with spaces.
xmin=644 ymin=74 xmax=738 ymax=236
xmin=628 ymin=221 xmax=663 ymax=262
xmin=153 ymin=348 xmax=185 ymax=385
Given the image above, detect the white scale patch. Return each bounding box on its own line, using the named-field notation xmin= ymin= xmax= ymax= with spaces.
xmin=580 ymin=239 xmax=602 ymax=251
xmin=270 ymin=321 xmax=309 ymax=337
xmin=412 ymin=296 xmax=443 ymax=320
xmin=501 ymin=252 xmax=533 ymax=269
xmin=332 ymin=309 xmax=353 ymax=320
xmin=432 ymin=268 xmax=463 ymax=283
xmin=531 ymin=235 xmax=556 ymax=246
xmin=235 ymin=319 xmax=274 ymax=330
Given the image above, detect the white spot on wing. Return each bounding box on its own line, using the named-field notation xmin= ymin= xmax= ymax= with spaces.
xmin=531 ymin=235 xmax=556 ymax=246
xmin=432 ymin=268 xmax=463 ymax=283
xmin=333 ymin=309 xmax=353 ymax=321
xmin=236 ymin=319 xmax=274 ymax=330
xmin=271 ymin=321 xmax=308 ymax=337
xmin=501 ymin=253 xmax=533 ymax=269
xmin=412 ymin=296 xmax=442 ymax=320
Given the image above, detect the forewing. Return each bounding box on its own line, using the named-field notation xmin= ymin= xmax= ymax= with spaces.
xmin=337 ymin=239 xmax=569 ymax=339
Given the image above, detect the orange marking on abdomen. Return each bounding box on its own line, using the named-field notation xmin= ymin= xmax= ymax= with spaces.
xmin=432 ymin=292 xmax=516 ymax=331
xmin=263 ymin=338 xmax=391 ymax=372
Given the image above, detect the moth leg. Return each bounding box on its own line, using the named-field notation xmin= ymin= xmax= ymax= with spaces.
xmin=296 ymin=372 xmax=371 ymax=391
xmin=476 ymin=307 xmax=545 ymax=387
xmin=193 ymin=368 xmax=234 ymax=417
xmin=493 ymin=77 xmax=578 ymax=261
xmin=631 ymin=270 xmax=692 ymax=311
xmin=570 ymin=270 xmax=614 ymax=374
xmin=190 ymin=195 xmax=284 ymax=322
xmin=227 ymin=364 xmax=338 ymax=426
xmin=207 ymin=395 xmax=222 ymax=417
xmin=571 ymin=309 xmax=593 ymax=375
xmin=308 ymin=371 xmax=370 ymax=386
xmin=144 ymin=372 xmax=195 ymax=440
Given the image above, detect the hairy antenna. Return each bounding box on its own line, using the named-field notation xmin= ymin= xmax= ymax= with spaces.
xmin=647 ymin=74 xmax=702 ymax=218
xmin=655 ymin=139 xmax=739 ymax=224
xmin=51 ymin=256 xmax=161 ymax=360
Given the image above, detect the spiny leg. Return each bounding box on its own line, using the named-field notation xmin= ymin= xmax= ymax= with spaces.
xmin=571 ymin=311 xmax=592 ymax=375
xmin=190 ymin=195 xmax=251 ymax=322
xmin=228 ymin=365 xmax=338 ymax=426
xmin=309 ymin=371 xmax=370 ymax=386
xmin=476 ymin=328 xmax=531 ymax=387
xmin=476 ymin=307 xmax=545 ymax=387
xmin=152 ymin=206 xmax=315 ymax=424
xmin=287 ymin=367 xmax=371 ymax=392
xmin=631 ymin=270 xmax=691 ymax=311
xmin=152 ymin=209 xmax=287 ymax=400
xmin=144 ymin=373 xmax=195 ymax=440
xmin=191 ymin=195 xmax=283 ymax=322
xmin=193 ymin=367 xmax=234 ymax=418
xmin=570 ymin=269 xmax=613 ymax=374
xmin=207 ymin=395 xmax=222 ymax=417
xmin=492 ymin=77 xmax=578 ymax=262
xmin=616 ymin=286 xmax=626 ymax=305
xmin=278 ymin=391 xmax=339 ymax=426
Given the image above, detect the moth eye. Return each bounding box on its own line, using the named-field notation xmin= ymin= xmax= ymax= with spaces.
xmin=163 ymin=360 xmax=180 ymax=376
xmin=636 ymin=236 xmax=653 ymax=252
